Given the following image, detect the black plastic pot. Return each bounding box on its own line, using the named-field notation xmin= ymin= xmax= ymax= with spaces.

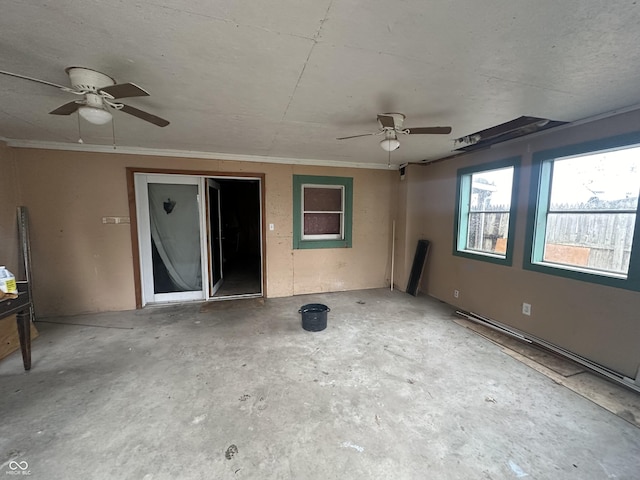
xmin=299 ymin=303 xmax=330 ymax=332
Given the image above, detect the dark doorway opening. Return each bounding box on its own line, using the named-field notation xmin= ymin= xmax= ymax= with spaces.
xmin=210 ymin=178 xmax=262 ymax=297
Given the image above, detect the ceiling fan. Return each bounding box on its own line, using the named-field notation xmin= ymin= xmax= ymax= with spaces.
xmin=337 ymin=113 xmax=451 ymax=151
xmin=0 ymin=67 xmax=169 ymax=127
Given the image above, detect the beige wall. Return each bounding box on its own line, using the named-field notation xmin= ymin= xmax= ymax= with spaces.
xmin=399 ymin=109 xmax=640 ymax=378
xmin=291 ymin=166 xmax=396 ymax=295
xmin=0 ymin=142 xmax=20 ymax=274
xmin=12 ymin=148 xmax=395 ymax=317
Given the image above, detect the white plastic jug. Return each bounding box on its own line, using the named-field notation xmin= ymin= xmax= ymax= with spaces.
xmin=0 ymin=266 xmax=17 ymax=294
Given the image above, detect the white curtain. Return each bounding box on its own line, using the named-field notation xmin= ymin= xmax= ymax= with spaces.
xmin=148 ymin=183 xmax=202 ymax=291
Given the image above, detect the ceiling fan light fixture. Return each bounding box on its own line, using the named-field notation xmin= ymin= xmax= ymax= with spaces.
xmin=380 ymin=138 xmax=400 ymax=152
xmin=78 ymin=105 xmax=112 ymax=125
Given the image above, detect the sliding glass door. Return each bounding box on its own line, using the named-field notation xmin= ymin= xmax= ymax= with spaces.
xmin=134 ymin=172 xmax=264 ymax=306
xmin=135 ymin=174 xmax=207 ymax=304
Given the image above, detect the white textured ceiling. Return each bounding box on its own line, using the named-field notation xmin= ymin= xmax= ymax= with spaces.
xmin=2 ymin=0 xmax=640 ymax=167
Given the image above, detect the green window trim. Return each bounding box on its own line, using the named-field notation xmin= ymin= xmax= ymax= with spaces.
xmin=523 ymin=131 xmax=640 ymax=291
xmin=293 ymin=175 xmax=353 ymax=249
xmin=453 ymin=156 xmax=521 ymax=266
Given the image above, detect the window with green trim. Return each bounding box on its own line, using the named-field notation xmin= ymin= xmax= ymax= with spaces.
xmin=454 ymin=157 xmax=520 ymax=265
xmin=524 ymin=134 xmax=640 ymax=290
xmin=293 ymin=175 xmax=353 ymax=249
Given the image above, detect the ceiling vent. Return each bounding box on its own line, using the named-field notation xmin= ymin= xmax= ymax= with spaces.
xmin=453 ymin=116 xmax=566 ymax=152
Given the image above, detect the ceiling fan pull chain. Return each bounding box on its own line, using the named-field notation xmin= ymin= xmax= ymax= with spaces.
xmin=112 ymin=117 xmax=117 ymax=150
xmin=76 ymin=113 xmax=83 ymax=144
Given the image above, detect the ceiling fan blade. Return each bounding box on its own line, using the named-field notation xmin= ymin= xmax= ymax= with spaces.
xmin=406 ymin=126 xmax=452 ymax=135
xmin=377 ymin=114 xmax=395 ymax=128
xmin=120 ymin=104 xmax=170 ymax=127
xmin=49 ymin=101 xmax=81 ymax=115
xmin=100 ymin=82 xmax=149 ymax=99
xmin=0 ymin=70 xmax=68 ymax=90
xmin=336 ymin=133 xmax=378 ymax=140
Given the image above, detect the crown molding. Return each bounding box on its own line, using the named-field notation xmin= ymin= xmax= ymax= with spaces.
xmin=3 ymin=139 xmax=397 ymax=170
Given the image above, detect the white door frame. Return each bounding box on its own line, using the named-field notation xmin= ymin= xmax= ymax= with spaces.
xmin=134 ymin=173 xmax=208 ymax=306
xmin=132 ymin=172 xmax=264 ymax=306
xmin=206 ymin=178 xmax=224 ymax=297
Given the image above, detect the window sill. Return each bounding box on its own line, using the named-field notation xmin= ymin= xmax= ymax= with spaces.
xmin=523 ymin=260 xmax=639 ymax=291
xmin=453 ymin=248 xmax=511 ymax=266
xmin=294 ymin=239 xmax=352 ymax=250
xmin=460 ymin=249 xmax=506 ymax=259
xmin=531 ymin=261 xmax=628 ymax=280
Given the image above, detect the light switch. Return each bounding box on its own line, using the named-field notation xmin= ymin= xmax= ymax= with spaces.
xmin=269 ymin=223 xmax=274 ymax=231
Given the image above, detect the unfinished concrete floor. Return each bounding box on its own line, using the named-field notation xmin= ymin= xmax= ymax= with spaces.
xmin=1 ymin=289 xmax=639 ymax=479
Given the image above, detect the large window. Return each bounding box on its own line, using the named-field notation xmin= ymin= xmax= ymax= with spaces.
xmin=525 ymin=134 xmax=640 ymax=290
xmin=293 ymin=175 xmax=353 ymax=249
xmin=454 ymin=157 xmax=520 ymax=265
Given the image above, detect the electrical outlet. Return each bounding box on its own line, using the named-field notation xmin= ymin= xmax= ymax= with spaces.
xmin=522 ymin=303 xmax=531 ymax=316
xmin=454 ymin=289 xmax=460 ymax=298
